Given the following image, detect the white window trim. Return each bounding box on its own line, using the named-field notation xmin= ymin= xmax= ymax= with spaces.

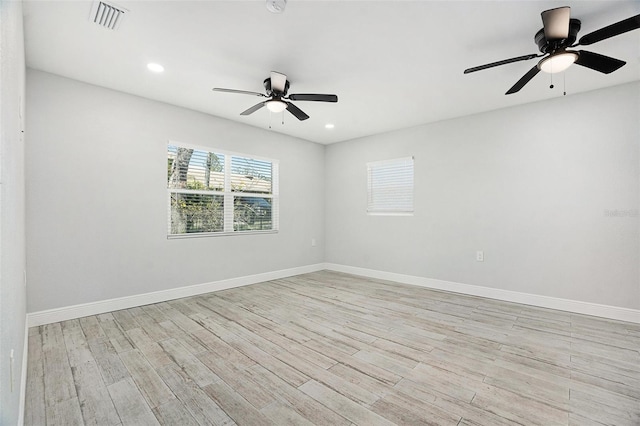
xmin=167 ymin=141 xmax=279 ymax=238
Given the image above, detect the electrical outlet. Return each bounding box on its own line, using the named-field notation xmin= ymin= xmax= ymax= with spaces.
xmin=311 ymin=238 xmax=317 ymax=247
xmin=476 ymin=251 xmax=484 ymax=262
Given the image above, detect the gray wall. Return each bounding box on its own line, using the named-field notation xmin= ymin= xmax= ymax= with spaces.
xmin=26 ymin=70 xmax=325 ymax=313
xmin=25 ymin=71 xmax=640 ymax=315
xmin=0 ymin=0 xmax=27 ymax=424
xmin=325 ymin=82 xmax=640 ymax=310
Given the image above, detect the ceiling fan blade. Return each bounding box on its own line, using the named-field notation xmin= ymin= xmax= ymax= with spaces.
xmin=286 ymin=102 xmax=309 ymax=121
xmin=577 ymin=14 xmax=640 ymax=46
xmin=575 ymin=50 xmax=626 ymax=74
xmin=270 ymin=71 xmax=287 ymax=93
xmin=240 ymin=102 xmax=266 ymax=116
xmin=541 ymin=6 xmax=571 ymax=40
xmin=288 ymin=94 xmax=338 ymax=102
xmin=505 ymin=65 xmax=541 ymax=95
xmin=464 ymin=54 xmax=539 ymax=74
xmin=213 ymin=88 xmax=267 ymax=97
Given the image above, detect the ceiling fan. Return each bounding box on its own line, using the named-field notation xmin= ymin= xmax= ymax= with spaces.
xmin=464 ymin=7 xmax=640 ymax=94
xmin=213 ymin=71 xmax=338 ymax=121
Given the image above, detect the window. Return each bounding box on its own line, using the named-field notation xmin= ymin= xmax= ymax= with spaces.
xmin=167 ymin=143 xmax=278 ymax=237
xmin=367 ymin=156 xmax=414 ymax=215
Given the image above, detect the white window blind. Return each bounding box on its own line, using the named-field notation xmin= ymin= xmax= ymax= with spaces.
xmin=367 ymin=156 xmax=414 ymax=215
xmin=167 ymin=143 xmax=278 ymax=237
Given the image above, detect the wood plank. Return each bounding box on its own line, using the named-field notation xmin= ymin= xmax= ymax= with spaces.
xmin=260 ymin=401 xmax=315 ymax=426
xmin=570 ymin=382 xmax=640 ymax=419
xmin=41 ymin=323 xmax=76 ymax=406
xmin=108 ymin=377 xmax=160 ymax=426
xmin=155 ymin=303 xmax=204 ymax=333
xmin=570 ymin=369 xmax=640 ymax=400
xmin=153 ymin=399 xmax=200 ymax=426
xmin=201 ymin=320 xmax=309 ymax=388
xmin=246 ymin=365 xmax=351 ymax=426
xmin=45 ymin=397 xmax=84 ymax=426
xmin=158 ymin=338 xmax=220 ymax=387
xmin=394 ymin=379 xmax=518 ymax=426
xmin=79 ymin=316 xmax=107 ymax=340
xmin=410 ymin=363 xmax=478 ymax=402
xmin=140 ymin=304 xmax=168 ymax=323
xmin=260 ymin=401 xmax=313 ymax=426
xmin=569 ymin=392 xmax=640 ymax=426
xmin=367 ymin=337 xmax=432 ymax=363
xmin=159 ymin=320 xmax=207 ymax=354
xmin=61 ymin=320 xmax=121 ymax=425
xmin=371 ymin=390 xmax=461 ymax=425
xmin=157 ymin=364 xmax=234 ymax=426
xmin=470 ymin=382 xmax=569 ymax=425
xmin=24 ymin=328 xmax=46 ymax=426
xmin=119 ymin=349 xmax=175 ymax=408
xmin=299 ymin=380 xmax=395 ymax=426
xmin=76 ymin=383 xmax=122 ymax=426
xmin=200 ymin=311 xmax=381 ymax=405
xmin=190 ymin=328 xmax=255 ymax=369
xmin=352 ymin=349 xmax=417 ymax=376
xmin=327 ymin=362 xmax=391 ymax=398
xmin=132 ymin=312 xmax=170 ymax=342
xmin=223 ymin=315 xmax=338 ymax=370
xmin=112 ymin=310 xmax=140 ymax=331
xmin=86 ymin=337 xmax=130 ymax=386
xmin=125 ymin=328 xmax=173 ymax=369
xmin=97 ymin=313 xmax=134 ymax=353
xmin=417 ymin=347 xmax=488 ymax=381
xmin=483 ymin=363 xmax=570 ymax=409
xmin=196 ymin=350 xmax=275 ymax=409
xmin=203 ymin=380 xmax=275 ymax=425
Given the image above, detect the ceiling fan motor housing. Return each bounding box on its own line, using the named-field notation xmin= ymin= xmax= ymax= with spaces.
xmin=263 ymin=78 xmax=290 ymax=96
xmin=535 ymin=19 xmax=581 ymax=53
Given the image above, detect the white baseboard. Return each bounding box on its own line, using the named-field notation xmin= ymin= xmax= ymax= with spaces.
xmin=324 ymin=263 xmax=640 ymax=324
xmin=27 ymin=264 xmax=325 ymax=327
xmin=26 ymin=262 xmax=640 ymax=326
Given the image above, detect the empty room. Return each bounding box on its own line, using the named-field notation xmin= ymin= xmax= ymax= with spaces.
xmin=1 ymin=1 xmax=639 ymax=425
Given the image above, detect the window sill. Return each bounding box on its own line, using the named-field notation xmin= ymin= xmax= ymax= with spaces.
xmin=367 ymin=211 xmax=414 ymax=217
xmin=167 ymin=230 xmax=278 ymax=239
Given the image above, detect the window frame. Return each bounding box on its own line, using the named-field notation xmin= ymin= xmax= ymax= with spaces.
xmin=366 ymin=156 xmax=414 ymax=216
xmin=167 ymin=141 xmax=279 ymax=239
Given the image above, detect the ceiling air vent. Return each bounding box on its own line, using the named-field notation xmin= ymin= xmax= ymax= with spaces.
xmin=90 ymin=1 xmax=127 ymax=30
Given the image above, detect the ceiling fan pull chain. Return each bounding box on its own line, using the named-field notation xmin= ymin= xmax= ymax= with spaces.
xmin=549 ymin=72 xmax=554 ymax=90
xmin=282 ymin=111 xmax=284 ymax=125
xmin=563 ymin=72 xmax=567 ymax=96
xmin=269 ymin=112 xmax=272 ymax=129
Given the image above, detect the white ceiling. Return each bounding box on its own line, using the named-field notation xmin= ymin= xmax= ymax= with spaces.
xmin=23 ymin=1 xmax=640 ymax=144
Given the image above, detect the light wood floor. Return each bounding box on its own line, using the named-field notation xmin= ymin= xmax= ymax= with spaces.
xmin=25 ymin=271 xmax=640 ymax=425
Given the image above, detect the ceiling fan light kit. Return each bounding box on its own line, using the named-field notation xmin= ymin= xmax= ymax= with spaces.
xmin=213 ymin=71 xmax=338 ymax=123
xmin=464 ymin=7 xmax=640 ymax=94
xmin=266 ymin=0 xmax=286 ymax=14
xmin=266 ymin=99 xmax=287 ymax=113
xmin=538 ymin=51 xmax=578 ymax=73
xmin=146 ymin=62 xmax=164 ymax=73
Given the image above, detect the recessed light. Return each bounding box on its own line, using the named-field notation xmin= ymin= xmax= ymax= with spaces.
xmin=147 ymin=63 xmax=164 ymax=73
xmin=325 ymin=123 xmax=335 ymax=129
